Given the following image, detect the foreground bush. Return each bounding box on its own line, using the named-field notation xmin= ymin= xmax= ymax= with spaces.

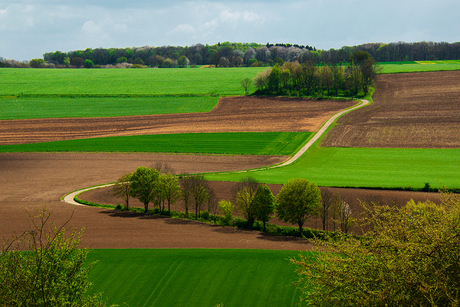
xmin=0 ymin=207 xmax=116 ymax=306
xmin=291 ymin=192 xmax=460 ymax=306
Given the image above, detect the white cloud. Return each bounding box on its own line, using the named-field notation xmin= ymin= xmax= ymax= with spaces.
xmin=168 ymin=24 xmax=196 ymax=35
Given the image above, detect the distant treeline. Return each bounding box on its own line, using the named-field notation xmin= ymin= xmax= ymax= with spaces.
xmin=1 ymin=41 xmax=459 ymax=68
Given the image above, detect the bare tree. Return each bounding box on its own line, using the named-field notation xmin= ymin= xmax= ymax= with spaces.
xmin=113 ymin=172 xmax=132 ymax=209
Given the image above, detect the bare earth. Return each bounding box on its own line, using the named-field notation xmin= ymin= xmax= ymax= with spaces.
xmin=0 ymin=89 xmax=449 ymax=250
xmin=321 ymin=71 xmax=460 ymax=148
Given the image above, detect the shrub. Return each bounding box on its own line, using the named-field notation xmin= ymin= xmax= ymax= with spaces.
xmin=201 ymin=210 xmax=210 ymax=220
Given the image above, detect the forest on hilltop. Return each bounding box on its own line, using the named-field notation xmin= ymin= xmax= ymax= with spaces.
xmin=1 ymin=41 xmax=459 ymax=68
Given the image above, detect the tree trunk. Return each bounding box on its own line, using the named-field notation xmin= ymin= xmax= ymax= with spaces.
xmin=144 ymin=201 xmax=149 ymax=214
xmin=298 ymin=222 xmax=304 ymax=237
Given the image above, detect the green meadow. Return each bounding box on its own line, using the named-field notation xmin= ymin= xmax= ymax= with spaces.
xmin=0 ymin=132 xmax=311 ymax=156
xmin=86 ymin=249 xmax=306 ymax=307
xmin=0 ymin=96 xmax=218 ymax=119
xmin=379 ymin=60 xmax=460 ymax=74
xmin=0 ymin=67 xmax=265 ymax=97
xmin=207 ymin=145 xmax=460 ymax=190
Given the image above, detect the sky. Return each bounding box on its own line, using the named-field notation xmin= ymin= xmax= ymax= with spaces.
xmin=1 ymin=0 xmax=459 ymax=61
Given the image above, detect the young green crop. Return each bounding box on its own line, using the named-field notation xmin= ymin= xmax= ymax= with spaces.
xmin=0 ymin=132 xmax=311 ymax=156
xmin=207 ymin=145 xmax=460 ymax=190
xmin=379 ymin=60 xmax=460 ymax=74
xmin=0 ymin=67 xmax=265 ymax=97
xmin=0 ymin=96 xmax=218 ymax=119
xmin=86 ymin=249 xmax=307 ymax=307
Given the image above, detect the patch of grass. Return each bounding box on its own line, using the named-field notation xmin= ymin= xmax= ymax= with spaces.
xmin=0 ymin=132 xmax=311 ymax=156
xmin=0 ymin=96 xmax=218 ymax=119
xmin=86 ymin=249 xmax=307 ymax=307
xmin=207 ymin=146 xmax=460 ymax=190
xmin=379 ymin=60 xmax=460 ymax=74
xmin=0 ymin=67 xmax=265 ymax=97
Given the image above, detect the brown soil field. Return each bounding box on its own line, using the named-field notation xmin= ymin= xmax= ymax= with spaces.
xmin=321 ymin=71 xmax=460 ymax=148
xmin=0 ymin=96 xmax=354 ymax=145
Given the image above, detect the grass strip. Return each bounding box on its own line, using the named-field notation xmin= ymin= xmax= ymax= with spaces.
xmin=86 ymin=248 xmax=308 ymax=307
xmin=207 ymin=146 xmax=460 ymax=190
xmin=0 ymin=96 xmax=218 ymax=119
xmin=0 ymin=132 xmax=311 ymax=156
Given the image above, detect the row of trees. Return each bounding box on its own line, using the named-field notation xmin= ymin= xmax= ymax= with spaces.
xmin=249 ymin=51 xmax=379 ymax=97
xmin=2 ymin=41 xmax=458 ymax=69
xmin=114 ymin=166 xmax=355 ymax=236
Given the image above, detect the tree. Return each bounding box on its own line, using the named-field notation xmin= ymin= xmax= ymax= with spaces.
xmin=189 ymin=174 xmax=209 ymax=219
xmin=159 ymin=172 xmax=181 ymax=215
xmin=29 ymin=58 xmax=45 ymax=68
xmin=0 ymin=207 xmax=115 ymax=306
xmin=276 ymin=178 xmax=321 ymax=236
xmin=240 ymin=78 xmax=253 ymax=95
xmin=252 ymin=185 xmax=276 ymax=232
xmin=129 ymin=166 xmax=160 ymax=213
xmin=218 ymin=200 xmax=235 ymax=225
xmin=291 ymin=193 xmax=460 ymax=306
xmin=179 ymin=175 xmax=193 ymax=218
xmin=232 ymin=176 xmax=260 ymax=228
xmin=113 ymin=172 xmax=133 ymax=209
xmin=71 ymin=57 xmax=85 ymax=68
xmin=177 ymin=55 xmax=189 ymax=68
xmin=84 ymin=59 xmax=94 ymax=68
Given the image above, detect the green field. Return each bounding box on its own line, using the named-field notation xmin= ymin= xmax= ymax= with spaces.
xmin=0 ymin=67 xmax=265 ymax=97
xmin=86 ymin=249 xmax=306 ymax=307
xmin=207 ymin=145 xmax=460 ymax=190
xmin=0 ymin=132 xmax=311 ymax=156
xmin=379 ymin=60 xmax=460 ymax=74
xmin=0 ymin=96 xmax=218 ymax=119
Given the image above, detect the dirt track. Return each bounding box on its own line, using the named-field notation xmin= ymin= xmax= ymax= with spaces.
xmin=321 ymin=71 xmax=460 ymax=148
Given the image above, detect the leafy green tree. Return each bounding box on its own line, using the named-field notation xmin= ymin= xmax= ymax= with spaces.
xmin=129 ymin=166 xmax=160 ymax=213
xmin=232 ymin=176 xmax=260 ymax=228
xmin=71 ymin=57 xmax=84 ymax=68
xmin=29 ymin=58 xmax=45 ymax=68
xmin=276 ymin=178 xmax=321 ymax=236
xmin=218 ymin=200 xmax=235 ymax=225
xmin=112 ymin=172 xmax=133 ymax=209
xmin=252 ymin=185 xmax=276 ymax=232
xmin=83 ymin=59 xmax=94 ymax=68
xmin=0 ymin=208 xmax=115 ymax=306
xmin=241 ymin=78 xmax=253 ymax=95
xmin=64 ymin=57 xmax=70 ymax=67
xmin=177 ymin=55 xmax=189 ymax=68
xmin=159 ymin=172 xmax=182 ymax=215
xmin=291 ymin=194 xmax=460 ymax=306
xmin=268 ymin=63 xmax=282 ymax=94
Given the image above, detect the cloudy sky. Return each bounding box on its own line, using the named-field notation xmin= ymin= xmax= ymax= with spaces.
xmin=1 ymin=0 xmax=459 ymax=61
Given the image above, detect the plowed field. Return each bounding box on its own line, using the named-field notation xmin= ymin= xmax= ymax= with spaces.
xmin=321 ymin=71 xmax=460 ymax=148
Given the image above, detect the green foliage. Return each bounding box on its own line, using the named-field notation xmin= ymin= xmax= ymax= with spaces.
xmin=129 ymin=167 xmax=160 ymax=213
xmin=84 ymin=59 xmax=94 ymax=68
xmin=29 ymin=58 xmax=46 ymax=68
xmin=0 ymin=96 xmax=218 ymax=120
xmin=252 ymin=185 xmax=276 ymax=232
xmin=291 ymin=194 xmax=460 ymax=306
xmin=0 ymin=208 xmax=115 ymax=306
xmin=218 ymin=200 xmax=235 ymax=225
xmin=276 ymin=178 xmax=322 ymax=235
xmin=86 ymin=249 xmax=306 ymax=307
